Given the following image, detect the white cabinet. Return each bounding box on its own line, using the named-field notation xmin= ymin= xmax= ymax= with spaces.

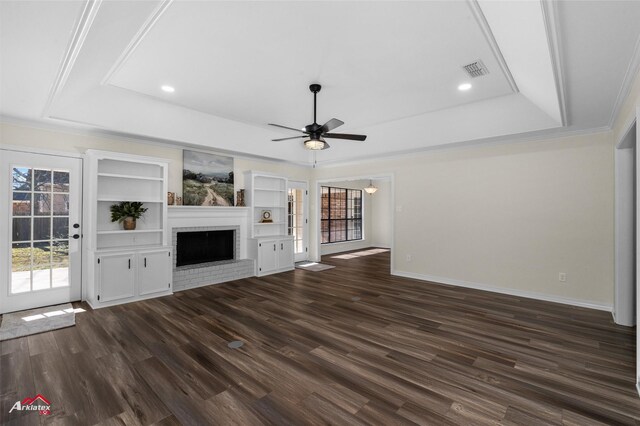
xmin=278 ymin=238 xmax=294 ymax=266
xmin=138 ymin=249 xmax=172 ymax=296
xmin=94 ymin=248 xmax=172 ymax=306
xmin=251 ymin=236 xmax=294 ymax=276
xmin=84 ymin=150 xmax=172 ymax=308
xmin=257 ymin=239 xmax=278 ymax=274
xmin=97 ymin=252 xmax=135 ymax=303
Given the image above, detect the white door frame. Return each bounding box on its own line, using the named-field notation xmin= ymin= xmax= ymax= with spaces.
xmin=635 ymin=106 xmax=640 ymax=397
xmin=615 ymin=119 xmax=636 ymax=327
xmin=314 ymin=173 xmax=395 ymax=269
xmin=0 ymin=147 xmax=83 ymax=313
xmin=288 ymin=180 xmax=309 ymax=262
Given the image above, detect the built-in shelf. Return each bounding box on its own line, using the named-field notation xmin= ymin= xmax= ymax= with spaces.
xmin=256 ymin=234 xmax=290 ymax=239
xmin=245 ymin=171 xmax=294 ymax=276
xmin=97 ymin=229 xmax=163 ymax=235
xmin=254 ymin=205 xmax=286 ymax=209
xmin=245 ymin=171 xmax=289 ymax=239
xmin=98 ymin=173 xmax=164 ymax=181
xmin=94 ymin=244 xmax=166 ymax=253
xmin=97 ymin=198 xmax=163 ymax=203
xmin=167 ymin=206 xmax=250 ymax=210
xmin=254 ymin=188 xmax=286 ymax=192
xmin=85 ymin=150 xmax=171 ymax=308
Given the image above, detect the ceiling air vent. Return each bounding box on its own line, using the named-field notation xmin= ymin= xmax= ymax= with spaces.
xmin=463 ymin=60 xmax=489 ymax=78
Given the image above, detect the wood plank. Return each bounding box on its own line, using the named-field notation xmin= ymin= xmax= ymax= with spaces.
xmin=1 ymin=249 xmax=639 ymax=424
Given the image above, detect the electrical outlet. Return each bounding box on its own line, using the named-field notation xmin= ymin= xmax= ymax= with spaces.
xmin=559 ymin=272 xmax=566 ymax=282
xmin=406 ymin=254 xmax=412 ymax=262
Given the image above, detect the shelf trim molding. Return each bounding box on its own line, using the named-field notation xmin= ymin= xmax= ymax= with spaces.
xmin=97 ymin=173 xmax=163 ymax=181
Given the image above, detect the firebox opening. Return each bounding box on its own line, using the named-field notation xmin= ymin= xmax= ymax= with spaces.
xmin=176 ymin=229 xmax=234 ymax=267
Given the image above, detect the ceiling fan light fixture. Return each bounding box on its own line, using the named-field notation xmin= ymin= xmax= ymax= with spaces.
xmin=364 ymin=180 xmax=378 ymax=194
xmin=304 ymin=138 xmax=326 ymax=150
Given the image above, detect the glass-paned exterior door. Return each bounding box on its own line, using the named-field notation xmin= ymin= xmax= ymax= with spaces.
xmin=287 ymin=182 xmax=308 ymax=262
xmin=1 ymin=151 xmax=82 ymax=314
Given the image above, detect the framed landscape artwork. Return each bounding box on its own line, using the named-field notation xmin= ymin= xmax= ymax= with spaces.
xmin=183 ymin=150 xmax=234 ymax=206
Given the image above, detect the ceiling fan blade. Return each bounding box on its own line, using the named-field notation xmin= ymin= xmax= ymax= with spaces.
xmin=268 ymin=123 xmax=307 ymax=133
xmin=272 ymin=135 xmax=307 ymax=142
xmin=320 ymin=118 xmax=344 ymax=133
xmin=323 ymin=133 xmax=367 ymax=141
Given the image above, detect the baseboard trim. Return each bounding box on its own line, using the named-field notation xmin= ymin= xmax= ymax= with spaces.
xmin=391 ymin=270 xmax=612 ymax=312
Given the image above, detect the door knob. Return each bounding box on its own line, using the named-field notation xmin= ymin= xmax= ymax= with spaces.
xmin=71 ymin=234 xmax=80 ymax=239
xmin=73 ymin=223 xmax=80 ymax=229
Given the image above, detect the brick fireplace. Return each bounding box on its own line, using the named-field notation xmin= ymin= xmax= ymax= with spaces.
xmin=168 ymin=206 xmax=254 ymax=291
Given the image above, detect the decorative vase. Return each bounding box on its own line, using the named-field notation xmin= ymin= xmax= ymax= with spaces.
xmin=167 ymin=192 xmax=175 ymax=205
xmin=123 ymin=217 xmax=136 ymax=230
xmin=236 ymin=189 xmax=245 ymax=207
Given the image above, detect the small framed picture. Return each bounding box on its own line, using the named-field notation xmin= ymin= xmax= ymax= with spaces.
xmin=260 ymin=210 xmax=273 ymax=223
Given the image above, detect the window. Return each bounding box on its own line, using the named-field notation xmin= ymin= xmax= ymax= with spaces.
xmin=321 ymin=186 xmax=362 ymax=244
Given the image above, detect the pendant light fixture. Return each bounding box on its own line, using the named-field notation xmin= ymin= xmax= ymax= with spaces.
xmin=364 ymin=180 xmax=378 ymax=194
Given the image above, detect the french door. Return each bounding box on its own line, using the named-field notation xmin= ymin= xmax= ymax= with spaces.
xmin=0 ymin=151 xmax=82 ymax=314
xmin=288 ymin=181 xmax=308 ymax=262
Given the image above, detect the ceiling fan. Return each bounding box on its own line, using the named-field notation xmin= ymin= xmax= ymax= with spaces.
xmin=269 ymin=84 xmax=367 ymax=150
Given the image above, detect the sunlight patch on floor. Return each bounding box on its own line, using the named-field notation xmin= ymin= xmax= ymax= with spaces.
xmin=331 ymin=248 xmax=390 ymax=259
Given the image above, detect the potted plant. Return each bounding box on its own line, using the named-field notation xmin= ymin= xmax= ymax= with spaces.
xmin=110 ymin=201 xmax=148 ymax=230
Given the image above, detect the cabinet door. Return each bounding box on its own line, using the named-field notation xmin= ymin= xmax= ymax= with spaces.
xmin=258 ymin=240 xmax=278 ymax=274
xmin=138 ymin=249 xmax=172 ymax=296
xmin=98 ymin=253 xmax=135 ymax=303
xmin=278 ymin=238 xmax=294 ymax=269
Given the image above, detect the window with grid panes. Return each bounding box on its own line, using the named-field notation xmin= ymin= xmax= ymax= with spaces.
xmin=321 ymin=186 xmax=362 ymax=243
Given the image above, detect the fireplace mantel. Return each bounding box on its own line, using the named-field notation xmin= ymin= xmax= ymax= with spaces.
xmin=168 ymin=206 xmax=249 ymax=216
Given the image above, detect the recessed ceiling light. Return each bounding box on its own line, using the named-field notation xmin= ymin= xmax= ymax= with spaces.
xmin=458 ymin=83 xmax=472 ymax=91
xmin=161 ymin=85 xmax=175 ymax=93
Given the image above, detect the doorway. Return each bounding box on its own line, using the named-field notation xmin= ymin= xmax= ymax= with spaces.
xmin=0 ymin=150 xmax=83 ymax=314
xmin=315 ymin=174 xmax=394 ymax=268
xmin=288 ymin=181 xmax=309 ymax=262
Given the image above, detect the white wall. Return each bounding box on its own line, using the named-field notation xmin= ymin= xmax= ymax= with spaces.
xmin=1 ymin=117 xmax=618 ymax=310
xmin=312 ymin=131 xmax=615 ymax=309
xmin=371 ymin=179 xmax=392 ymax=248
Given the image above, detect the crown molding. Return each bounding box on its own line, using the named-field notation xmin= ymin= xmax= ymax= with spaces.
xmin=540 ymin=0 xmax=568 ymax=127
xmin=608 ymin=32 xmax=640 ymax=128
xmin=101 ymin=0 xmax=173 ymax=86
xmin=615 ymin=117 xmax=637 ymax=149
xmin=0 ymin=114 xmax=312 ymax=169
xmin=315 ymin=125 xmax=612 ymax=168
xmin=467 ymin=0 xmax=518 ymax=94
xmin=42 ymin=0 xmax=102 ymax=119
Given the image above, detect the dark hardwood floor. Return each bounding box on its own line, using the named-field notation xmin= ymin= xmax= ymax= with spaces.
xmin=2 ymin=249 xmax=639 ymax=425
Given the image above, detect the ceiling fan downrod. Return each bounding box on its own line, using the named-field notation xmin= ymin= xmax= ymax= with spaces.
xmin=310 ymin=84 xmax=321 ymax=125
